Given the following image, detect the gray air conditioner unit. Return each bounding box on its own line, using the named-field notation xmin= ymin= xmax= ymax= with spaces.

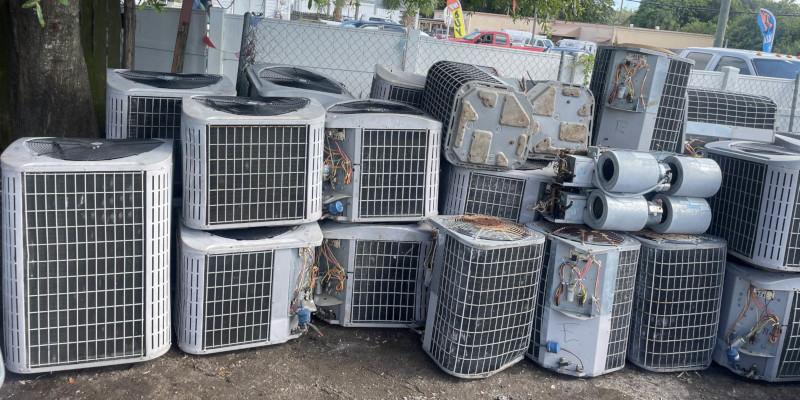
xmin=628 ymin=231 xmax=727 ymax=372
xmin=181 ymin=96 xmax=325 ymax=230
xmin=1 ymin=138 xmax=173 ymax=373
xmin=526 ymin=222 xmax=640 ymax=377
xmin=705 ymin=140 xmax=800 ymax=272
xmin=245 ymin=64 xmax=355 ymax=108
xmin=323 ymin=100 xmax=440 ymax=222
xmin=440 ymin=161 xmax=555 ymax=224
xmin=525 ymin=80 xmax=594 ymax=158
xmin=313 ymin=221 xmax=433 ymax=328
xmin=423 ymin=215 xmax=545 ymax=378
xmin=686 ymin=89 xmax=776 ymax=143
xmin=177 ymin=222 xmax=322 ymax=354
xmin=421 ymin=61 xmax=535 ymax=170
xmin=590 ymin=46 xmax=693 ymax=153
xmin=369 ymin=64 xmax=426 ymax=108
xmin=714 ymin=261 xmax=800 ymax=382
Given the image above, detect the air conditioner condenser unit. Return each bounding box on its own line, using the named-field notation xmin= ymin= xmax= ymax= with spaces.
xmin=370 ymin=64 xmax=425 ymax=108
xmin=245 ymin=63 xmax=355 ymax=108
xmin=686 ymin=89 xmax=776 ymax=144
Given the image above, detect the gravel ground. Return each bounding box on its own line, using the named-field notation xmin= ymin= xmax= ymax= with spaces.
xmin=2 ymin=323 xmax=798 ymax=400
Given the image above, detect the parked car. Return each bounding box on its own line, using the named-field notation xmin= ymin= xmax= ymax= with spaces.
xmin=359 ymin=14 xmax=396 ymax=23
xmin=679 ymin=47 xmax=800 ymax=79
xmin=448 ymin=31 xmax=547 ymax=51
xmin=556 ymin=39 xmax=596 ymax=55
xmin=341 ymin=20 xmax=407 ymax=33
xmin=434 ymin=28 xmax=450 ymax=40
xmin=549 ymin=47 xmax=592 ymax=56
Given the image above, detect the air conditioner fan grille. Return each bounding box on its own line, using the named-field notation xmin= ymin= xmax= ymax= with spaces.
xmin=328 ymin=100 xmax=424 ymax=115
xmin=195 ymin=96 xmax=309 ymax=116
xmin=117 ymin=70 xmax=222 ymax=89
xmin=26 ymin=138 xmax=161 ymax=161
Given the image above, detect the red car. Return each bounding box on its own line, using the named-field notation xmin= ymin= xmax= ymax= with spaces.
xmin=449 ymin=31 xmax=547 ymax=51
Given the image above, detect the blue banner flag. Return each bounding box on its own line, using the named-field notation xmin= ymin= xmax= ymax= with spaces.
xmin=757 ymin=8 xmax=776 ymax=53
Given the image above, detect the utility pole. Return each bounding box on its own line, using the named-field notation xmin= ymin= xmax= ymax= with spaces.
xmin=714 ymin=0 xmax=732 ymax=47
xmin=530 ymin=7 xmax=537 ymax=36
xmin=615 ymin=0 xmax=624 ymax=25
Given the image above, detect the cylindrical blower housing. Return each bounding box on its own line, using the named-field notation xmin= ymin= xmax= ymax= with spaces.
xmin=663 ymin=155 xmax=721 ymax=198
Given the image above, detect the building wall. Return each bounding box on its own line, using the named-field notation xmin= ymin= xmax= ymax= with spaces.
xmin=611 ymin=27 xmax=714 ymax=49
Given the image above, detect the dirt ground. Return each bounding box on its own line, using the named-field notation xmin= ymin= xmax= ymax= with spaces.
xmin=2 ymin=323 xmax=799 ymax=400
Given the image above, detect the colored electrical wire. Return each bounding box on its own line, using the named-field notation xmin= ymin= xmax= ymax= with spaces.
xmin=324 ymin=137 xmax=353 ymax=185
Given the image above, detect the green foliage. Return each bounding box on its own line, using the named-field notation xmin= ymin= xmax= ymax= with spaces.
xmin=138 ymin=0 xmax=167 ymax=13
xmin=384 ymin=0 xmax=437 ymax=16
xmin=556 ymin=0 xmax=615 ymax=24
xmin=575 ymin=53 xmax=594 ymax=86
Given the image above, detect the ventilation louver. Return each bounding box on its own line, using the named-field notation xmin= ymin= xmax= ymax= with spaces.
xmin=313 ymin=221 xmax=433 ymax=328
xmin=176 ymin=222 xmax=322 ymax=354
xmin=526 ymin=222 xmax=640 ymax=377
xmin=421 ymin=61 xmax=535 ymax=171
xmin=591 ymin=46 xmax=693 ymax=153
xmin=713 ymin=261 xmax=800 ymax=382
xmin=181 ymin=96 xmax=325 ymax=230
xmin=705 ymin=140 xmax=800 ymax=272
xmin=323 ymin=99 xmax=440 ymax=222
xmin=369 ymin=64 xmax=426 ymax=108
xmin=1 ymin=137 xmax=173 ymax=373
xmin=423 ymin=215 xmax=545 ymax=378
xmin=245 ymin=64 xmax=354 ymax=108
xmin=628 ymin=231 xmax=727 ymax=372
xmin=441 ymin=161 xmax=555 ymax=223
xmin=106 ymin=69 xmax=235 ymax=195
xmin=686 ymin=89 xmax=776 ymax=143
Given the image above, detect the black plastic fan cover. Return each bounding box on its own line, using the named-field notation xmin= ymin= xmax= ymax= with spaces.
xmin=258 ymin=66 xmax=344 ymax=94
xmin=731 ymin=142 xmax=799 ymax=156
xmin=195 ymin=96 xmax=310 ymax=116
xmin=27 ymin=138 xmax=162 ymax=161
xmin=213 ymin=226 xmax=294 ymax=240
xmin=328 ymin=100 xmax=424 ymax=115
xmin=117 ymin=70 xmax=222 ymax=89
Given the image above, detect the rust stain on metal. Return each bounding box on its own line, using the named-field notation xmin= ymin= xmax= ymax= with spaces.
xmin=579 ymin=103 xmax=592 ymax=117
xmin=455 ymin=101 xmax=478 ymax=148
xmin=500 ymin=95 xmax=531 ymax=127
xmin=469 ymin=130 xmax=492 ymax=164
xmin=516 ymin=134 xmax=528 ymax=156
xmin=477 ymin=90 xmax=498 ymax=107
xmin=559 ymin=122 xmax=588 ymax=143
xmin=530 ymin=86 xmax=556 ymax=116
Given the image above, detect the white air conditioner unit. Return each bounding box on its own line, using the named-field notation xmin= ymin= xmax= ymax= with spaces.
xmin=423 ymin=215 xmax=546 ymax=378
xmin=314 ymin=221 xmax=433 ymax=328
xmin=177 ymin=222 xmax=322 ymax=354
xmin=628 ymin=230 xmax=727 ymax=372
xmin=714 ymin=261 xmax=800 ymax=382
xmin=441 ymin=161 xmax=555 ymax=223
xmin=245 ymin=64 xmax=355 ymax=108
xmin=1 ymin=137 xmax=172 ymax=373
xmin=526 ymin=222 xmax=640 ymax=377
xmin=369 ymin=64 xmax=425 ymax=108
xmin=181 ymin=96 xmax=325 ymax=229
xmin=323 ymin=100 xmax=440 ymax=222
xmin=705 ymin=140 xmax=800 ymax=272
xmin=686 ymin=89 xmax=776 ymax=143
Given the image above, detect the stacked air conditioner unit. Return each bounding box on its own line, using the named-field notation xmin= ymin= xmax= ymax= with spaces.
xmin=323 ymin=99 xmax=440 ymax=222
xmin=245 ymin=64 xmax=355 ymax=108
xmin=105 ymin=69 xmax=235 ymax=195
xmin=313 ymin=221 xmax=433 ymax=328
xmin=440 ymin=162 xmax=555 ymax=223
xmin=714 ymin=261 xmax=800 ymax=382
xmin=181 ymin=96 xmax=325 ymax=229
xmin=524 ymin=80 xmax=594 ymax=158
xmin=526 ymin=222 xmax=640 ymax=377
xmin=1 ymin=138 xmax=172 ymax=373
xmin=705 ymin=140 xmax=800 ymax=272
xmin=423 ymin=215 xmax=545 ymax=378
xmin=686 ymin=89 xmax=776 ymax=143
xmin=628 ymin=231 xmax=727 ymax=372
xmin=590 ymin=46 xmax=693 ymax=153
xmin=370 ymin=64 xmax=426 ymax=108
xmin=176 ymin=222 xmax=322 ymax=354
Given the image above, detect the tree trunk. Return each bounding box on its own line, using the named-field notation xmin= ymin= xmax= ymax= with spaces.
xmin=400 ymin=7 xmax=415 ymax=28
xmin=10 ymin=0 xmax=98 ymax=138
xmin=333 ymin=5 xmax=342 ymax=21
xmin=123 ymin=0 xmax=136 ymax=68
xmin=354 ymin=1 xmax=359 ymax=20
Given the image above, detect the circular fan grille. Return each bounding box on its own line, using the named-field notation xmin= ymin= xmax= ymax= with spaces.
xmin=195 ymin=96 xmax=309 ymax=116
xmin=27 ymin=138 xmax=161 ymax=161
xmin=519 ymin=159 xmax=553 ymax=170
xmin=117 ymin=70 xmax=221 ymax=89
xmin=731 ymin=142 xmax=799 ymax=156
xmin=548 ymin=225 xmax=626 ymax=246
xmin=448 ymin=215 xmax=530 ymax=241
xmin=212 ymin=226 xmax=294 ymax=240
xmin=328 ymin=100 xmax=424 ymax=115
xmin=258 ymin=67 xmax=343 ymax=94
xmin=633 ymin=230 xmax=707 ymax=244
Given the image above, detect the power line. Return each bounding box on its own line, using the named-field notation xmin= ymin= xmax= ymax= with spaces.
xmin=625 ymin=0 xmax=800 ymax=17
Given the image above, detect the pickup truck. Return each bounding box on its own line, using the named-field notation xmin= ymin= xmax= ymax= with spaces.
xmin=449 ymin=31 xmax=547 ymax=51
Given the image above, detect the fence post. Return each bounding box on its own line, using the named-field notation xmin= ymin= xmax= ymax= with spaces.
xmin=403 ymin=29 xmax=421 ymax=73
xmin=236 ymin=13 xmax=254 ymax=96
xmin=207 ymin=8 xmax=225 ymax=75
xmin=791 ymin=72 xmax=800 ymax=132
xmin=557 ymin=51 xmax=567 ymax=82
xmin=720 ymin=66 xmax=739 ymax=91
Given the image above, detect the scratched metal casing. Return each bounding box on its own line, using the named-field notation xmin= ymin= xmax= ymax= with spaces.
xmin=525 ymin=81 xmax=594 ymax=159
xmin=525 ymin=221 xmax=641 ymax=378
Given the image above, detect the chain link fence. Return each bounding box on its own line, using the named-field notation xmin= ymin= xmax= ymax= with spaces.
xmin=236 ymin=14 xmax=582 ymax=98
